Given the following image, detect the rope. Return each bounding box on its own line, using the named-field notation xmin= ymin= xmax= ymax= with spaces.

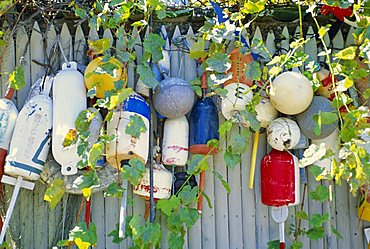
xmin=57 ymin=36 xmax=70 ymax=67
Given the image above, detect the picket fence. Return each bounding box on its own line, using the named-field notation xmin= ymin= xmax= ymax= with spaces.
xmin=0 ymin=21 xmax=369 ymax=249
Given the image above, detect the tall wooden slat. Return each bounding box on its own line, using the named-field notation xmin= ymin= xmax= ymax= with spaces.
xmin=160 ymin=25 xmax=171 ymax=72
xmin=74 ymin=25 xmax=86 ymax=64
xmin=30 ymin=21 xmax=45 ymax=82
xmin=349 ymin=194 xmax=364 ymax=249
xmin=331 ymin=30 xmax=344 ymax=56
xmin=345 ymin=27 xmax=355 ymax=46
xmin=241 ymin=135 xmax=256 ymax=249
xmin=305 ymin=26 xmax=317 ymax=62
xmin=254 ymin=133 xmax=269 ymax=249
xmin=184 ymin=26 xmax=196 ymax=82
xmin=281 ymin=27 xmax=290 ymax=54
xmin=0 ymin=28 xmax=15 ymax=97
xmin=59 ymin=23 xmax=72 ymax=66
xmin=15 ymin=26 xmax=30 ymax=108
xmin=227 ymin=127 xmax=243 ymax=249
xmin=170 ymin=26 xmax=183 ymax=78
xmin=92 ymin=192 xmax=106 ymax=248
xmin=45 ymin=24 xmax=58 ymax=73
xmin=201 ymin=156 xmax=216 ymax=249
xmin=266 ymin=31 xmax=276 ymax=57
xmin=214 ymin=116 xmax=230 ymax=249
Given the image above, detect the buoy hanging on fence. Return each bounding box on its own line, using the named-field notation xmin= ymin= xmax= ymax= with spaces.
xmin=133 ymin=163 xmax=173 ymax=218
xmin=313 ymin=63 xmax=337 ymax=101
xmin=267 ymin=117 xmax=301 ymax=151
xmin=53 ymin=62 xmax=87 ymax=175
xmin=153 ymin=73 xmax=194 ymax=119
xmin=0 ymin=81 xmax=18 ymax=233
xmin=0 ymin=76 xmax=53 ymax=245
xmin=221 ymin=83 xmax=253 ymax=121
xmin=261 ymin=149 xmax=300 ymax=207
xmin=270 ymin=71 xmax=313 ymax=115
xmin=84 ymin=56 xmax=126 ymax=98
xmin=162 ymin=116 xmax=189 ymax=166
xmin=5 ymin=76 xmax=53 ymax=181
xmin=296 ymin=96 xmax=338 ymax=139
xmin=248 ymin=97 xmax=279 ymax=189
xmin=224 ymin=48 xmax=254 ymax=87
xmin=106 ymin=93 xmax=150 ymax=169
xmin=189 ymin=70 xmax=219 ymax=214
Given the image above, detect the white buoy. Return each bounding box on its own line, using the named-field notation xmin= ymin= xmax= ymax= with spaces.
xmin=162 ymin=116 xmax=189 ymax=166
xmin=52 ymin=62 xmax=87 ymax=175
xmin=267 ymin=117 xmax=301 ymax=151
xmin=0 ymin=99 xmax=18 ymax=151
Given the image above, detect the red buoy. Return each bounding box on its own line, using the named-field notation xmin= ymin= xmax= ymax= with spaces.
xmin=261 ymin=149 xmax=300 ymax=207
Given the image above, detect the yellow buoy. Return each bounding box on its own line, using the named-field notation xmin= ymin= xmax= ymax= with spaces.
xmin=84 ymin=56 xmax=126 ymax=98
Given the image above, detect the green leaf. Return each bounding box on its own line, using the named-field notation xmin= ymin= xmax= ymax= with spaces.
xmin=230 ymin=130 xmax=249 ymax=154
xmin=9 ymin=65 xmax=26 ymax=90
xmin=157 ymin=195 xmax=181 ymax=216
xmin=318 ymin=26 xmax=329 ymax=39
xmin=299 ymin=143 xmax=326 ymax=168
xmin=88 ymin=143 xmax=104 ymax=168
xmin=331 ymin=225 xmax=343 ymax=239
xmin=308 ymin=165 xmax=325 ymax=178
xmin=107 ymin=88 xmax=133 ymax=110
xmin=178 ymin=185 xmax=199 ymax=205
xmin=245 ymin=61 xmax=262 ymax=81
xmin=104 ymin=182 xmax=124 ymax=198
xmin=296 ymin=211 xmax=309 ymax=220
xmin=168 ymin=231 xmax=185 ymax=249
xmin=241 ymin=0 xmax=266 ymax=14
xmin=213 ymin=171 xmax=230 ymax=194
xmin=241 ymin=110 xmax=261 ymax=132
xmin=87 ymin=87 xmax=96 ymax=98
xmin=137 ymin=64 xmax=159 ymax=88
xmin=44 ymin=178 xmax=65 ymax=210
xmin=74 ymin=170 xmax=100 ymax=197
xmin=320 ymin=111 xmax=338 ymax=125
xmin=143 ymin=33 xmax=165 ymax=62
xmin=307 ymin=227 xmax=325 ymax=240
xmin=219 ymin=119 xmax=233 ymax=139
xmin=309 ymin=213 xmax=329 ymax=227
xmin=206 ymin=139 xmax=219 ymax=152
xmin=62 ymin=129 xmax=77 ymax=147
xmin=190 ymin=37 xmax=208 ymax=59
xmin=308 ymin=185 xmax=329 ymax=202
xmin=121 ymin=158 xmax=146 ymax=186
xmin=335 ymin=46 xmax=357 ymax=60
xmin=60 ymin=222 xmax=97 ymax=249
xmin=88 ymin=38 xmax=111 ymax=54
xmin=179 ymin=207 xmax=200 ymax=229
xmin=125 ymin=114 xmax=147 ymax=138
xmin=313 ymin=114 xmax=322 ymax=137
xmin=224 ymin=147 xmax=241 ymax=169
xmin=141 ymin=221 xmax=162 ymax=247
xmin=206 ymin=53 xmax=231 ymax=73
xmin=132 ymin=20 xmax=148 ymax=27
xmin=107 ymin=223 xmax=124 ymax=244
xmin=267 ymin=240 xmax=280 ymax=249
xmin=74 ymin=6 xmax=87 ymax=19
xmin=187 ymin=154 xmax=209 ymax=175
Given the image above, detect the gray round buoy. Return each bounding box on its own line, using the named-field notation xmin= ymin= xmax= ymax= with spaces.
xmin=153 ymin=77 xmax=195 ymax=118
xmin=296 ymin=96 xmax=338 ymax=139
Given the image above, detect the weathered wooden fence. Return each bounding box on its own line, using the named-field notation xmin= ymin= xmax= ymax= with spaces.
xmin=0 ymin=21 xmax=369 ymax=249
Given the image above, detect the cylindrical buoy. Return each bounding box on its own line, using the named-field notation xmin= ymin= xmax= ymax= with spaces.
xmin=261 ymin=149 xmax=300 ymax=206
xmin=221 ymin=83 xmax=253 ymax=121
xmin=5 ymin=92 xmax=52 ymax=181
xmin=224 ymin=48 xmax=254 ymax=87
xmin=106 ymin=93 xmax=150 ymax=169
xmin=296 ymin=96 xmax=338 ymax=139
xmin=133 ymin=163 xmax=173 ymax=200
xmin=153 ymin=77 xmax=194 ymax=118
xmin=267 ymin=118 xmax=301 ymax=151
xmin=52 ymin=62 xmax=87 ymax=175
xmin=162 ymin=116 xmax=189 ymax=166
xmin=270 ymin=72 xmax=313 ymax=115
xmin=84 ymin=56 xmax=125 ymax=98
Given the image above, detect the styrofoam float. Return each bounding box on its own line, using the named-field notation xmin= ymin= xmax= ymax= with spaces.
xmin=52 ymin=62 xmax=87 ymax=175
xmin=162 ymin=115 xmax=189 ymax=166
xmin=267 ymin=117 xmax=301 ymax=151
xmin=106 ymin=93 xmax=150 ymax=169
xmin=0 ymin=76 xmax=53 ymax=245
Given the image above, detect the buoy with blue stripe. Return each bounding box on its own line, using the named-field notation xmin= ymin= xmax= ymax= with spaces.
xmin=106 ymin=93 xmax=150 ymax=169
xmin=52 ymin=62 xmax=87 ymax=175
xmin=0 ymin=75 xmax=54 ymax=245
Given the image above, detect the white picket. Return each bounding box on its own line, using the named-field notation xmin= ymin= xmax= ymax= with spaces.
xmin=281 ymin=26 xmax=290 ymax=54
xmin=59 ymin=23 xmax=72 ymax=65
xmin=15 ymin=26 xmax=30 ymax=108
xmin=170 ymin=26 xmax=183 ymax=78
xmin=74 ymin=25 xmax=86 ymax=64
xmin=345 ymin=27 xmax=355 ymax=46
xmin=160 ymin=25 xmax=171 ymax=72
xmin=266 ymin=31 xmax=276 ymax=57
xmin=184 ymin=26 xmax=196 ymax=82
xmin=0 ymin=28 xmax=15 ymax=97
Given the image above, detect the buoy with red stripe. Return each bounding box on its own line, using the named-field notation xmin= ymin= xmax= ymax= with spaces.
xmin=52 ymin=62 xmax=87 ymax=175
xmin=0 ymin=76 xmax=53 ymax=245
xmin=162 ymin=115 xmax=189 ymax=166
xmin=106 ymin=93 xmax=150 ymax=168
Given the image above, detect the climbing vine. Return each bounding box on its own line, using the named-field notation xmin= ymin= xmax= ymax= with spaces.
xmin=0 ymin=0 xmax=369 ymax=249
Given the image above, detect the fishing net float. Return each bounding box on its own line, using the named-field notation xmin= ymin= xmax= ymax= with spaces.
xmin=0 ymin=76 xmax=53 ymax=245
xmin=52 ymin=62 xmax=87 ymax=176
